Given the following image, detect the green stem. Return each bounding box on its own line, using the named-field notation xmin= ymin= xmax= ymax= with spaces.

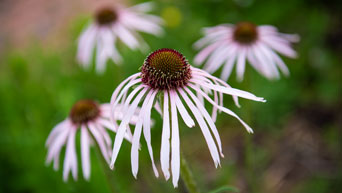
xmin=180 ymin=153 xmax=201 ymax=193
xmin=93 ymin=142 xmax=120 ymax=193
xmin=243 ymin=68 xmax=256 ymax=193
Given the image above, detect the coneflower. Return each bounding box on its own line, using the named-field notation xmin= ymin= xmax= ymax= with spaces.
xmin=109 ymin=48 xmax=266 ymax=187
xmin=194 ymin=22 xmax=299 ymax=81
xmin=45 ymin=100 xmax=139 ymax=181
xmin=77 ymin=2 xmax=164 ymax=73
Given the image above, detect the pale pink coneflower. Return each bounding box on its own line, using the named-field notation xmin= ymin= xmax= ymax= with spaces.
xmin=193 ymin=22 xmax=300 ymax=81
xmin=77 ymin=2 xmax=164 ymax=73
xmin=45 ymin=100 xmax=139 ymax=181
xmin=109 ymin=48 xmax=266 ymax=187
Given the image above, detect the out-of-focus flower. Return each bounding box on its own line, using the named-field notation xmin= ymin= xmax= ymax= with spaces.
xmin=194 ymin=22 xmax=299 ymax=81
xmin=77 ymin=2 xmax=164 ymax=73
xmin=45 ymin=100 xmax=138 ymax=181
xmin=109 ymin=48 xmax=266 ymax=187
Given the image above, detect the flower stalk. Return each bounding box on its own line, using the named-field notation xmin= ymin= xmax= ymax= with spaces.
xmin=93 ymin=136 xmax=120 ymax=193
xmin=180 ymin=152 xmax=201 ymax=193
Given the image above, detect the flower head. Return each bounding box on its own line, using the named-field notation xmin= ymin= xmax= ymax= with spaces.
xmin=45 ymin=100 xmax=138 ymax=181
xmin=194 ymin=22 xmax=300 ymax=81
xmin=77 ymin=2 xmax=164 ymax=73
xmin=141 ymin=48 xmax=191 ymax=89
xmin=109 ymin=48 xmax=266 ymax=187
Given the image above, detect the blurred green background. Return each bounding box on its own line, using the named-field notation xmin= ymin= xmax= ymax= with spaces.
xmin=0 ymin=0 xmax=341 ymax=193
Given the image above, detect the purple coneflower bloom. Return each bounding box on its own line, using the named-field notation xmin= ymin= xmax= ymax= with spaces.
xmin=77 ymin=2 xmax=164 ymax=73
xmin=194 ymin=22 xmax=299 ymax=81
xmin=45 ymin=100 xmax=138 ymax=181
xmin=109 ymin=48 xmax=266 ymax=187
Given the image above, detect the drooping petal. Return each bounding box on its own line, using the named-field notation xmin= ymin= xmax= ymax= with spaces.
xmin=160 ymin=90 xmax=171 ymax=180
xmin=131 ymin=121 xmax=143 ymax=178
xmin=191 ymin=68 xmax=240 ymax=106
xmin=142 ymin=90 xmax=159 ymax=177
xmin=124 ymin=13 xmax=164 ymax=36
xmin=127 ymin=2 xmax=155 ymax=12
xmin=170 ymin=90 xmax=180 ymax=187
xmin=184 ymin=87 xmax=224 ymax=157
xmin=81 ymin=125 xmax=91 ymax=180
xmin=110 ymin=87 xmax=148 ymax=169
xmin=178 ymin=89 xmax=220 ymax=167
xmin=236 ymin=47 xmax=247 ymax=82
xmin=88 ymin=123 xmax=110 ymax=163
xmin=98 ymin=118 xmax=132 ymax=142
xmin=193 ymin=41 xmax=223 ymax=65
xmin=130 ymin=88 xmax=155 ymax=177
xmin=77 ymin=24 xmax=97 ymax=68
xmin=46 ymin=119 xmax=69 ymax=147
xmin=63 ymin=127 xmax=77 ymax=181
xmin=220 ymin=51 xmax=237 ymax=81
xmin=114 ymin=24 xmax=140 ymax=49
xmin=46 ymin=122 xmax=70 ymax=167
xmin=175 ymin=94 xmax=195 ymax=128
xmin=189 ymin=84 xmax=254 ymax=133
xmin=191 ymin=77 xmax=265 ymax=102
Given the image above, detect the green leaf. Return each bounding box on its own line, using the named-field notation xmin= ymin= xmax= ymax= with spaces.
xmin=209 ymin=186 xmax=239 ymax=193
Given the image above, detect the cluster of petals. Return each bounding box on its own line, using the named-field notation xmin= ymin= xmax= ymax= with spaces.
xmin=109 ymin=67 xmax=265 ymax=187
xmin=45 ymin=104 xmax=139 ymax=181
xmin=77 ymin=2 xmax=164 ymax=73
xmin=194 ymin=24 xmax=299 ymax=81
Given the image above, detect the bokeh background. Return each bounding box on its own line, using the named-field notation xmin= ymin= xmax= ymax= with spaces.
xmin=0 ymin=0 xmax=341 ymax=193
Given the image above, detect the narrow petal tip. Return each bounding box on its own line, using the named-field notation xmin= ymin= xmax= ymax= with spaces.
xmin=165 ymin=174 xmax=170 ymax=180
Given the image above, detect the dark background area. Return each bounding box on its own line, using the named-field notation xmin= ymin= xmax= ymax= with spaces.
xmin=0 ymin=0 xmax=341 ymax=192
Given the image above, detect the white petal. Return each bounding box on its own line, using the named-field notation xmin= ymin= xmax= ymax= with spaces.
xmin=131 ymin=121 xmax=143 ymax=178
xmin=211 ymin=89 xmax=218 ymax=122
xmin=262 ymin=36 xmax=297 ymax=58
xmin=110 ymin=73 xmax=140 ymax=108
xmin=265 ymin=46 xmax=290 ymax=76
xmin=170 ymin=90 xmax=180 ymax=187
xmin=123 ymin=13 xmax=164 ymax=36
xmin=142 ymin=90 xmax=159 ymax=177
xmin=193 ymin=41 xmax=223 ymax=65
xmin=46 ymin=124 xmax=70 ymax=167
xmin=160 ymin=90 xmax=171 ymax=180
xmin=236 ymin=47 xmax=247 ymax=82
xmin=77 ymin=24 xmax=97 ymax=68
xmin=175 ymin=94 xmax=195 ymax=128
xmin=259 ymin=44 xmax=281 ymax=78
xmin=189 ymin=85 xmax=254 ymax=133
xmin=220 ymin=51 xmax=237 ymax=81
xmin=178 ymin=89 xmax=220 ymax=166
xmin=183 ymin=87 xmax=224 ymax=157
xmin=98 ymin=118 xmax=132 ymax=142
xmin=205 ymin=44 xmax=235 ymax=74
xmin=123 ymin=84 xmax=145 ymax=113
xmin=130 ymin=88 xmax=154 ymax=177
xmin=114 ymin=24 xmax=140 ymax=49
xmin=110 ymin=87 xmax=148 ymax=169
xmin=46 ymin=119 xmax=69 ymax=147
xmin=88 ymin=123 xmax=110 ymax=163
xmin=252 ymin=45 xmax=278 ymax=79
xmin=127 ymin=2 xmax=154 ymax=13
xmin=191 ymin=68 xmax=240 ymax=106
xmin=111 ymin=78 xmax=142 ymax=113
xmin=81 ymin=125 xmax=91 ymax=180
xmin=191 ymin=79 xmax=265 ymax=102
xmin=63 ymin=127 xmax=77 ymax=181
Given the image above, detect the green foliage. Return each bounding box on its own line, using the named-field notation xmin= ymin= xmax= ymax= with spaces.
xmin=0 ymin=0 xmax=341 ymax=193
